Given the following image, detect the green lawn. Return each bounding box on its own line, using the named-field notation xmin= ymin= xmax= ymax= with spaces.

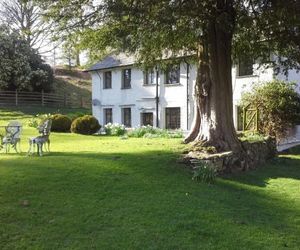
xmin=0 ymin=108 xmax=300 ymax=249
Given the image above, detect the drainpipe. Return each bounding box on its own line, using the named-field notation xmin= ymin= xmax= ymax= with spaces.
xmin=155 ymin=66 xmax=159 ymax=128
xmin=186 ymin=62 xmax=190 ymax=130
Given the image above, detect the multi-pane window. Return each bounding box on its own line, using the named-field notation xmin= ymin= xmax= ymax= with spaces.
xmin=122 ymin=108 xmax=131 ymax=127
xmin=144 ymin=69 xmax=156 ymax=85
xmin=166 ymin=64 xmax=180 ymax=84
xmin=141 ymin=113 xmax=153 ymax=126
xmin=103 ymin=71 xmax=112 ymax=89
xmin=122 ymin=69 xmax=131 ymax=89
xmin=165 ymin=107 xmax=180 ymax=129
xmin=104 ymin=108 xmax=113 ymax=124
xmin=238 ymin=59 xmax=253 ymax=77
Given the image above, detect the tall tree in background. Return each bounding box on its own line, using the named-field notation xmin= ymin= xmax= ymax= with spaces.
xmin=38 ymin=0 xmax=300 ymax=167
xmin=0 ymin=0 xmax=52 ymax=52
xmin=0 ymin=24 xmax=53 ymax=92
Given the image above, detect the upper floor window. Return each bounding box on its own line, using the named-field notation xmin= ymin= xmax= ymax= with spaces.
xmin=103 ymin=71 xmax=112 ymax=89
xmin=237 ymin=59 xmax=253 ymax=77
xmin=166 ymin=64 xmax=180 ymax=84
xmin=122 ymin=68 xmax=131 ymax=89
xmin=144 ymin=69 xmax=156 ymax=85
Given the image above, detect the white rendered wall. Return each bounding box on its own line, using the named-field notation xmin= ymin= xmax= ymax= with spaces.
xmin=92 ymin=62 xmax=300 ymax=131
xmin=92 ymin=62 xmax=197 ymax=130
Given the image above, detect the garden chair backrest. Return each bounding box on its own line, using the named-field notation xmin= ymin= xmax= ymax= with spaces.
xmin=38 ymin=119 xmax=52 ymax=136
xmin=6 ymin=121 xmax=22 ymax=139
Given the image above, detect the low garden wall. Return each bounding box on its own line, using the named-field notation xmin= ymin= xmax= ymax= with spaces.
xmin=184 ymin=137 xmax=277 ymax=173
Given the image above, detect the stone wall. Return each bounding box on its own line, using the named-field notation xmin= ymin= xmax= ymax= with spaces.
xmin=185 ymin=137 xmax=277 ymax=174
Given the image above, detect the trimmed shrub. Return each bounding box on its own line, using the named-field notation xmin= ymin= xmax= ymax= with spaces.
xmin=240 ymin=80 xmax=300 ymax=140
xmin=51 ymin=114 xmax=72 ymax=132
xmin=71 ymin=115 xmax=101 ymax=135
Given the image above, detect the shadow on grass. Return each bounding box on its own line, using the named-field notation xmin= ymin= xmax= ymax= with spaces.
xmin=225 ymin=147 xmax=300 ymax=188
xmin=0 ymin=149 xmax=299 ymax=249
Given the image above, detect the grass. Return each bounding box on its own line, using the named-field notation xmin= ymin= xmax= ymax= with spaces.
xmin=0 ymin=108 xmax=300 ymax=249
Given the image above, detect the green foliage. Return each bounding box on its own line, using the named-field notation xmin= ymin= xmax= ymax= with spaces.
xmin=27 ymin=117 xmax=40 ymax=129
xmin=38 ymin=0 xmax=300 ymax=72
xmin=104 ymin=123 xmax=126 ymax=136
xmin=71 ymin=115 xmax=101 ymax=135
xmin=128 ymin=126 xmax=184 ymax=139
xmin=0 ymin=25 xmax=53 ymax=92
xmin=240 ymin=80 xmax=300 ymax=139
xmin=51 ymin=114 xmax=72 ymax=133
xmin=127 ymin=125 xmax=156 ymax=138
xmin=237 ymin=131 xmax=266 ymax=143
xmin=27 ymin=113 xmax=52 ymax=128
xmin=192 ymin=163 xmax=217 ymax=184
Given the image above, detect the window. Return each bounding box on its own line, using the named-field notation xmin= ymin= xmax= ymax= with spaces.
xmin=238 ymin=59 xmax=253 ymax=77
xmin=144 ymin=69 xmax=156 ymax=85
xmin=122 ymin=108 xmax=131 ymax=127
xmin=103 ymin=71 xmax=112 ymax=89
xmin=122 ymin=69 xmax=131 ymax=89
xmin=165 ymin=107 xmax=180 ymax=129
xmin=104 ymin=108 xmax=113 ymax=124
xmin=141 ymin=113 xmax=153 ymax=126
xmin=166 ymin=64 xmax=180 ymax=84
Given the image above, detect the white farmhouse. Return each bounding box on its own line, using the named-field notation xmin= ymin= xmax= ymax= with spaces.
xmin=87 ymin=53 xmax=300 ymax=132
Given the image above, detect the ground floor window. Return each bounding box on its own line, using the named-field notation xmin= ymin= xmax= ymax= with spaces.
xmin=165 ymin=107 xmax=180 ymax=129
xmin=104 ymin=108 xmax=113 ymax=124
xmin=122 ymin=108 xmax=131 ymax=127
xmin=141 ymin=112 xmax=153 ymax=126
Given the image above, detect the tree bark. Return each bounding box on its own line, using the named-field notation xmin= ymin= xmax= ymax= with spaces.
xmin=185 ymin=0 xmax=242 ymax=154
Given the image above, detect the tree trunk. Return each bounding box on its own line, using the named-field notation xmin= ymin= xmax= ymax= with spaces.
xmin=76 ymin=50 xmax=81 ymax=66
xmin=185 ymin=0 xmax=242 ymax=154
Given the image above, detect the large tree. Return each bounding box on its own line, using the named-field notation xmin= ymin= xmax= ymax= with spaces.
xmin=0 ymin=0 xmax=53 ymax=52
xmin=0 ymin=24 xmax=53 ymax=91
xmin=38 ymin=0 xmax=300 ymax=163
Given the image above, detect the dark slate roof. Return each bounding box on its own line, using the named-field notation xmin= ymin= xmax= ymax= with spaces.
xmin=87 ymin=53 xmax=136 ymax=71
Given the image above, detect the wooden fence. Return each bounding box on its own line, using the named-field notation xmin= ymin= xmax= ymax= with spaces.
xmin=0 ymin=90 xmax=91 ymax=109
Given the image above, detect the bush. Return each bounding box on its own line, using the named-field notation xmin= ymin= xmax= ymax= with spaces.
xmin=27 ymin=113 xmax=52 ymax=128
xmin=192 ymin=162 xmax=217 ymax=184
xmin=240 ymin=80 xmax=300 ymax=140
xmin=0 ymin=25 xmax=53 ymax=92
xmin=127 ymin=125 xmax=155 ymax=138
xmin=71 ymin=115 xmax=101 ymax=135
xmin=104 ymin=123 xmax=126 ymax=136
xmin=128 ymin=126 xmax=184 ymax=138
xmin=51 ymin=114 xmax=72 ymax=132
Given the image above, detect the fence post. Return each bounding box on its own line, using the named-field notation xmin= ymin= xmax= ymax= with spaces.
xmin=81 ymin=96 xmax=84 ymax=108
xmin=64 ymin=92 xmax=67 ymax=107
xmin=41 ymin=90 xmax=45 ymax=106
xmin=15 ymin=90 xmax=18 ymax=106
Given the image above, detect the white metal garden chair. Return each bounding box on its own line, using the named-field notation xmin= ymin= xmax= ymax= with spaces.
xmin=28 ymin=119 xmax=52 ymax=156
xmin=0 ymin=121 xmax=22 ymax=153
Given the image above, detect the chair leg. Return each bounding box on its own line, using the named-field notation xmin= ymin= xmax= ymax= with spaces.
xmin=27 ymin=141 xmax=33 ymax=155
xmin=13 ymin=143 xmax=18 ymax=153
xmin=38 ymin=144 xmax=43 ymax=156
xmin=47 ymin=139 xmax=50 ymax=152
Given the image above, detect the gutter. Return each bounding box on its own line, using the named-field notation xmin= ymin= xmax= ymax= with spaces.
xmin=155 ymin=66 xmax=159 ymax=128
xmin=186 ymin=62 xmax=190 ymax=130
